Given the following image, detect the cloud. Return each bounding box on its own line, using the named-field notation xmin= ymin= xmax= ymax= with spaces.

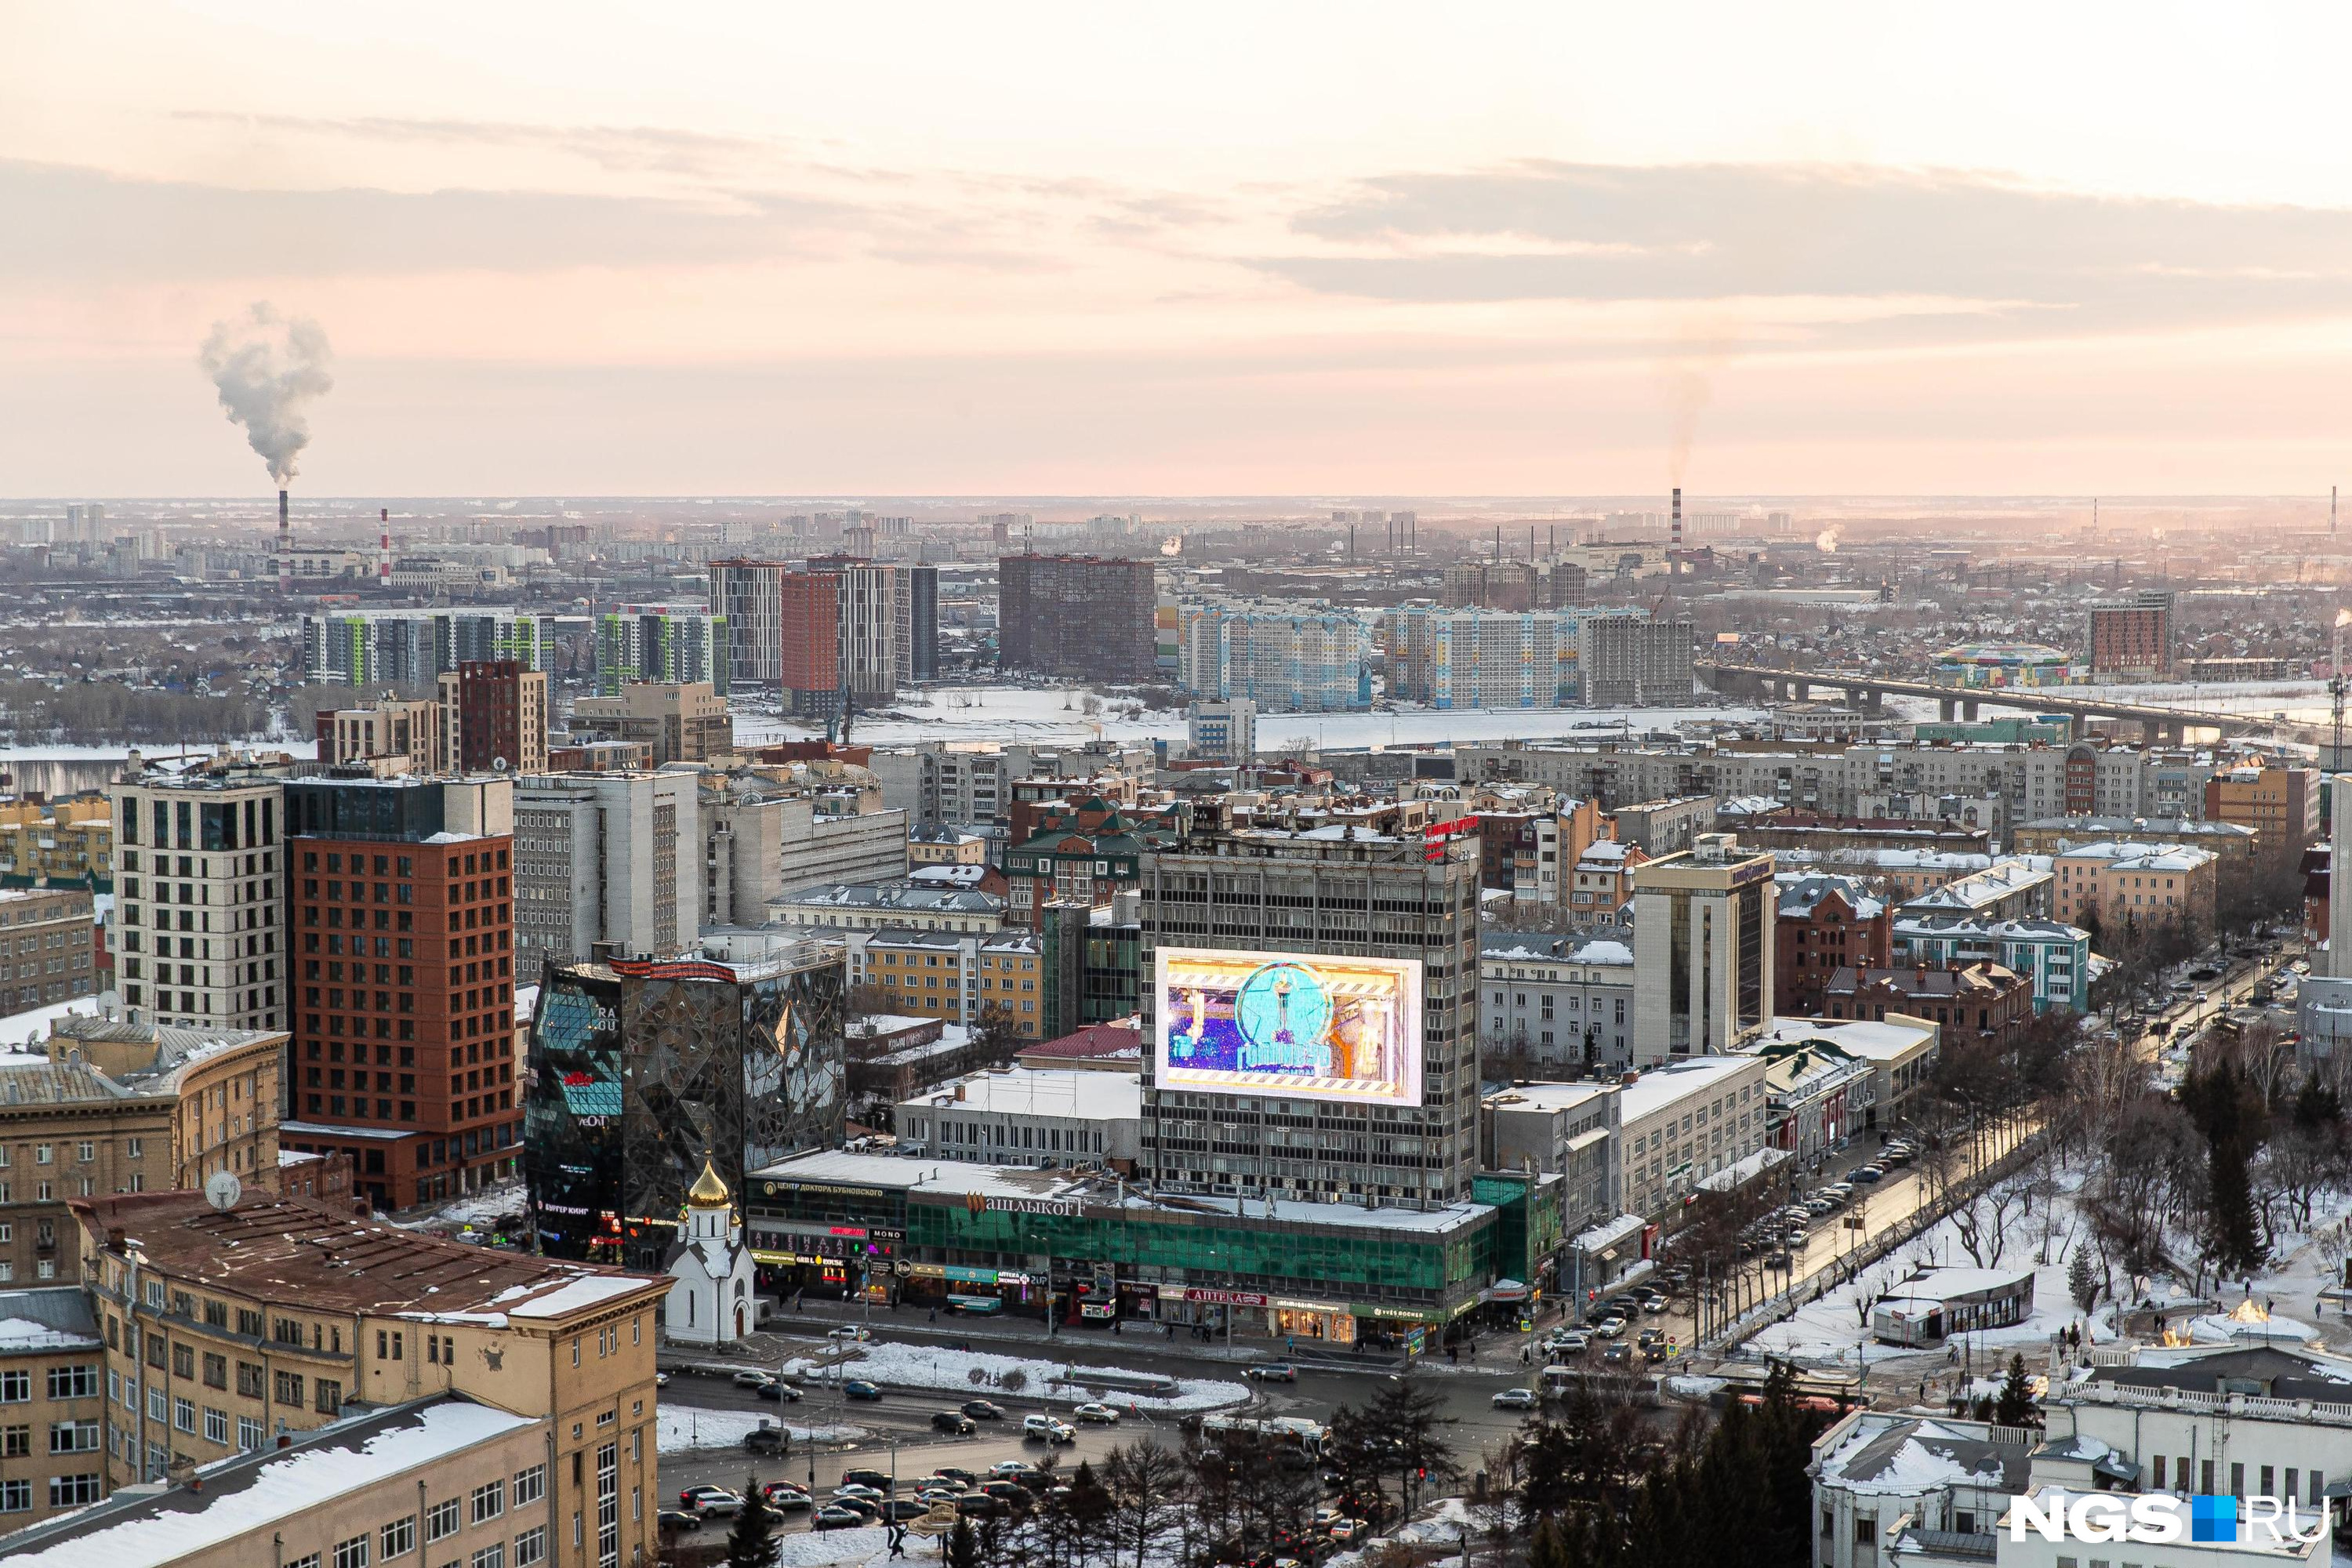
xmin=169 ymin=111 xmax=796 ymax=180
xmin=0 ymin=158 xmax=899 ymax=281
xmin=1258 ymin=162 xmax=2352 ymax=345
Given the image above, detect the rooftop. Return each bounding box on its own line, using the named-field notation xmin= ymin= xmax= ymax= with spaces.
xmin=0 ymin=1286 xmax=100 ymax=1354
xmin=71 ymin=1192 xmax=663 ymax=1323
xmin=0 ymin=1396 xmax=539 ymax=1568
xmin=2053 ymin=839 xmax=2218 ymax=872
xmin=909 ymin=1068 xmax=1141 ymax=1122
xmin=1815 ymin=1412 xmax=2027 ymax=1497
xmin=1751 ymin=1015 xmax=1937 ymax=1062
xmin=1017 ymin=1022 xmax=1145 ymax=1062
xmin=1618 ymin=1055 xmax=1759 ymax=1123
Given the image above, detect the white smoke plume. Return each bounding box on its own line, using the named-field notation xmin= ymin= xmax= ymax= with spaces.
xmin=1816 ymin=527 xmax=1841 ymax=553
xmin=198 ymin=303 xmax=334 ymax=485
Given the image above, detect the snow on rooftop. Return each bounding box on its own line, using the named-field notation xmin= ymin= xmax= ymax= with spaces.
xmin=1618 ymin=1055 xmax=1759 ymax=1123
xmin=0 ymin=1316 xmax=99 ymax=1353
xmin=5 ymin=1399 xmax=537 ymax=1568
xmin=0 ymin=994 xmax=105 ymax=1051
xmin=506 ymin=1272 xmax=652 ymax=1320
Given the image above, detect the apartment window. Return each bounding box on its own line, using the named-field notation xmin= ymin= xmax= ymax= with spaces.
xmin=0 ymin=1479 xmax=27 ymax=1512
xmin=238 ymin=1414 xmax=263 ymax=1452
xmin=381 ymin=1517 xmax=416 ymax=1559
xmin=4 ymin=1369 xmax=42 ymax=1403
xmin=470 ymin=1548 xmax=504 ymax=1568
xmin=237 ymin=1362 xmax=264 ymax=1398
xmin=174 ymin=1396 xmax=195 ymax=1432
xmin=274 ymin=1370 xmax=303 ymax=1406
xmin=513 ymin=1464 xmax=546 ymax=1508
xmin=204 ymin=1406 xmax=228 ymax=1443
xmin=472 ymin=1478 xmax=505 ymax=1524
xmin=513 ymin=1527 xmax=545 ymax=1568
xmin=426 ymin=1497 xmax=461 ymax=1542
xmin=49 ymin=1474 xmax=101 ymax=1508
xmin=0 ymin=1425 xmax=24 ymax=1458
xmin=48 ymin=1420 xmax=98 ymax=1454
xmin=333 ymin=1534 xmax=370 ymax=1568
xmin=315 ymin=1379 xmax=343 ymax=1415
xmin=46 ymin=1364 xmax=96 ymax=1400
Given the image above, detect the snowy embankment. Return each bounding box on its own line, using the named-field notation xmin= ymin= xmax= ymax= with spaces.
xmin=782 ymin=1341 xmax=1249 ymax=1413
xmin=656 ymin=1406 xmax=864 ymax=1454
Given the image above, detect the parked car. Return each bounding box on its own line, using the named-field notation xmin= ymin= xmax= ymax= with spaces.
xmin=932 ymin=1410 xmax=978 ymax=1435
xmin=1548 ymin=1330 xmax=1590 ymax=1355
xmin=962 ymin=1399 xmax=1007 ymax=1421
xmin=1592 ymin=1316 xmax=1627 ymax=1338
xmin=657 ymin=1509 xmax=703 ymax=1533
xmin=830 ymin=1497 xmax=881 ymax=1522
xmin=762 ymin=1483 xmax=813 ymax=1511
xmin=679 ymin=1486 xmax=744 ymax=1517
xmin=1074 ymin=1402 xmax=1120 ymax=1425
xmin=833 ymin=1484 xmax=886 ymax=1504
xmin=829 ymin=1325 xmax=873 ymax=1342
xmin=887 ymin=1501 xmax=930 ymax=1522
xmin=814 ymin=1507 xmax=868 ymax=1531
xmin=989 ymin=1461 xmax=1038 ymax=1480
xmin=844 ymin=1380 xmax=883 ymax=1401
xmin=935 ymin=1468 xmax=982 ymax=1488
xmin=1763 ymin=1249 xmax=1792 ymax=1269
xmin=756 ymin=1381 xmax=800 ymax=1402
xmin=1493 ymin=1388 xmax=1537 ymax=1410
xmin=956 ymin=1494 xmax=1005 ymax=1519
xmin=981 ymin=1481 xmax=1035 ymax=1509
xmin=1246 ymin=1363 xmax=1298 ymax=1382
xmin=1850 ymin=1165 xmax=1886 ymax=1183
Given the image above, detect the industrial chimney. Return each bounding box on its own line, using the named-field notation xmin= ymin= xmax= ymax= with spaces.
xmin=1671 ymin=487 xmax=1682 ymax=550
xmin=378 ymin=506 xmax=390 ymax=587
xmin=277 ymin=488 xmax=291 ymax=593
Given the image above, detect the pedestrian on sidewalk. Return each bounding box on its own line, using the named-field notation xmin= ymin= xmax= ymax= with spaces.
xmin=928 ymin=1307 xmax=938 ymax=1323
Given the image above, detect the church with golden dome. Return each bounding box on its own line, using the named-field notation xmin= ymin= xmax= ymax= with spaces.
xmin=663 ymin=1153 xmax=757 ymax=1347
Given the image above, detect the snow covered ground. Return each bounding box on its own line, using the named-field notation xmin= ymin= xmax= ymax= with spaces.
xmin=732 ymin=684 xmax=1755 ymax=753
xmin=782 ymin=1341 xmax=1249 ymax=1413
xmin=655 ymin=1405 xmax=863 ymax=1454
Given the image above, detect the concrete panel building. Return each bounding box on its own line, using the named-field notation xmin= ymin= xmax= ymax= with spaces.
xmin=1630 ymin=833 xmax=1777 ymax=1064
xmin=512 ymin=771 xmax=699 ymax=982
xmin=0 ymin=888 xmax=96 ymax=1014
xmin=999 ymin=554 xmax=1158 ymax=682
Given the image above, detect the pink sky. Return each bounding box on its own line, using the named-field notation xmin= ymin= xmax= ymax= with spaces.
xmin=5 ymin=3 xmax=2352 ymax=496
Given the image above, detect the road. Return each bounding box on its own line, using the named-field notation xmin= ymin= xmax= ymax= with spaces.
xmin=658 ymin=1324 xmax=1535 ymax=1537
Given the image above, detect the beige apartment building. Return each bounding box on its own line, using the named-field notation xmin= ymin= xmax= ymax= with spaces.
xmin=0 ymin=1018 xmax=281 ymax=1286
xmin=0 ymin=1287 xmax=106 ymax=1536
xmin=317 ymin=695 xmax=443 ymax=772
xmin=0 ymin=1392 xmax=550 ymax=1564
xmin=568 ymin=681 xmax=733 ymax=765
xmin=74 ymin=1189 xmax=666 ymax=1568
xmin=2051 ymin=839 xmax=2221 ymax=933
xmin=0 ymin=887 xmax=97 ymax=1014
xmin=0 ymin=797 xmax=113 ymax=889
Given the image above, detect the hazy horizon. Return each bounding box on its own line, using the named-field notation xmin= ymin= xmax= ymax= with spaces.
xmin=9 ymin=5 xmax=2352 ymax=495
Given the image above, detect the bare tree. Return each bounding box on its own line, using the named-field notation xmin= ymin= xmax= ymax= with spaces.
xmin=1103 ymin=1440 xmax=1189 ymax=1568
xmin=1950 ymin=1178 xmax=2031 ymax=1268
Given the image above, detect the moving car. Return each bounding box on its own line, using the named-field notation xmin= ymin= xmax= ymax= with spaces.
xmin=843 ymin=1469 xmax=895 ymax=1492
xmin=1493 ymin=1388 xmax=1537 ymax=1410
xmin=932 ymin=1410 xmax=978 ymax=1435
xmin=829 ymin=1325 xmax=873 ymax=1342
xmin=1548 ymin=1330 xmax=1590 ymax=1355
xmin=731 ymin=1370 xmax=774 ymax=1390
xmin=1245 ymin=1363 xmax=1298 ymax=1382
xmin=761 ymin=1483 xmax=813 ymax=1511
xmin=653 ymin=1370 xmax=670 ymax=1388
xmin=1329 ymin=1520 xmax=1368 ymax=1543
xmin=656 ymin=1509 xmax=702 ymax=1533
xmin=1074 ymin=1402 xmax=1120 ymax=1425
xmin=743 ymin=1425 xmax=787 ymax=1455
xmin=679 ymin=1486 xmax=744 ymax=1517
xmin=756 ymin=1380 xmax=801 ymax=1402
xmin=1023 ymin=1414 xmax=1077 ymax=1443
xmin=962 ymin=1400 xmax=1006 ymax=1421
xmin=1592 ymin=1316 xmax=1627 ymax=1338
xmin=844 ymin=1380 xmax=883 ymax=1400
xmin=1640 ymin=1294 xmax=1671 ymax=1315
xmin=989 ymin=1461 xmax=1038 ymax=1480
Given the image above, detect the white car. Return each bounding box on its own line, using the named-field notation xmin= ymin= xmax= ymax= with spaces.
xmin=1073 ymin=1403 xmax=1120 ymax=1425
xmin=1592 ymin=1316 xmax=1628 ymax=1339
xmin=1493 ymin=1388 xmax=1537 ymax=1410
xmin=1548 ymin=1330 xmax=1590 ymax=1355
xmin=828 ymin=1326 xmax=873 ymax=1343
xmin=1022 ymin=1414 xmax=1076 ymax=1444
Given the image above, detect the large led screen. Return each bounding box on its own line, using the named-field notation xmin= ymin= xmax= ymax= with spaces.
xmin=1154 ymin=949 xmax=1423 ymax=1107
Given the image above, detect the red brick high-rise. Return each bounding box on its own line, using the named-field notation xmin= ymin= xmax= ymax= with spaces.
xmin=281 ymin=775 xmax=521 ymax=1211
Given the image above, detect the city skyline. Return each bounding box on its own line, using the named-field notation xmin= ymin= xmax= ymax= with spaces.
xmin=9 ymin=5 xmax=2352 ymax=495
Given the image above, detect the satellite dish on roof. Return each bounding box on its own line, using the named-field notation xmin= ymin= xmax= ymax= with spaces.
xmin=493 ymin=756 xmax=510 ymax=773
xmin=204 ymin=1171 xmax=242 ymax=1212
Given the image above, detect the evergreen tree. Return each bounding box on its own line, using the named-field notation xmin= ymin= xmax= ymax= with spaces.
xmin=2067 ymin=1247 xmax=2100 ymax=1315
xmin=727 ymin=1474 xmax=779 ymax=1568
xmin=1994 ymin=1353 xmax=2039 ymax=1428
xmin=948 ymin=1515 xmax=981 ymax=1568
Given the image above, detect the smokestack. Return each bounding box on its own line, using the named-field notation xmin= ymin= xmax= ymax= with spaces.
xmin=378 ymin=506 xmax=390 ymax=587
xmin=1529 ymin=524 xmax=1535 ymax=561
xmin=2334 ymin=485 xmax=2338 ymax=536
xmin=277 ymin=488 xmax=290 ymax=593
xmin=1671 ymin=487 xmax=1682 ymax=550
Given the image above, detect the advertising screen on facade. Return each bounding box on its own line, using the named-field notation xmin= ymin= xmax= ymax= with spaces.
xmin=1154 ymin=949 xmax=1423 ymax=1107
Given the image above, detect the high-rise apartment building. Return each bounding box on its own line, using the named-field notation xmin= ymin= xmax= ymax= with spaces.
xmin=1178 ymin=598 xmax=1371 ymax=712
xmin=998 ymin=554 xmax=1157 ymax=682
xmin=1578 ymin=612 xmax=1694 ymax=706
xmin=301 ymin=609 xmax=551 ymax=686
xmin=1388 ymin=605 xmax=1584 ymax=709
xmin=905 ymin=564 xmax=940 ymax=681
xmin=512 ymin=771 xmax=699 ymax=981
xmin=1137 ymin=825 xmax=1482 ymax=1207
xmin=2202 ymin=763 xmax=2320 ymax=856
xmin=282 ymin=775 xmax=519 ymax=1209
xmin=2086 ymin=590 xmax=2173 ymax=681
xmin=712 ymin=560 xmax=898 ymax=718
xmin=109 ymin=764 xmax=288 ymax=1033
xmin=437 ymin=659 xmax=549 ymax=775
xmin=1186 ymin=698 xmax=1257 ymax=763
xmin=0 ymin=887 xmax=98 ymax=1013
xmin=1630 ymin=833 xmax=1777 ymax=1064
xmin=594 ymin=601 xmax=726 ymax=695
